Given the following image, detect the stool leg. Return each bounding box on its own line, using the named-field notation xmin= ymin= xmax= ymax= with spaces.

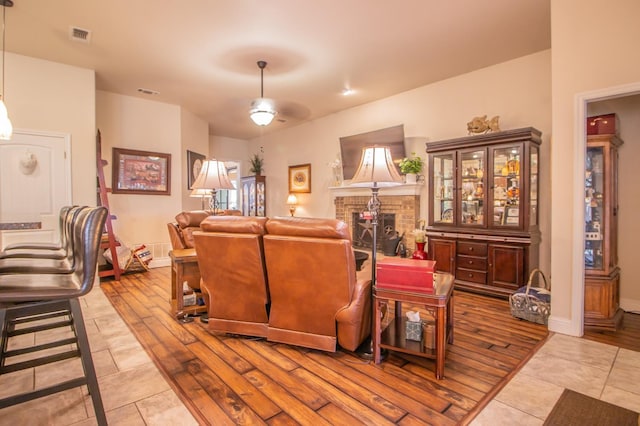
xmin=69 ymin=298 xmax=107 ymax=426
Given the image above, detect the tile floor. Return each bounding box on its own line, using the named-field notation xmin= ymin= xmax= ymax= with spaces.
xmin=1 ymin=283 xmax=638 ymax=425
xmin=0 ymin=282 xmax=198 ymax=426
xmin=471 ymin=333 xmax=640 ymax=425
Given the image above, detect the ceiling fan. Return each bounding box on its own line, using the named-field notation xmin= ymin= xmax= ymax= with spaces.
xmin=249 ymin=60 xmax=276 ymax=126
xmin=242 ymin=60 xmax=309 ymax=127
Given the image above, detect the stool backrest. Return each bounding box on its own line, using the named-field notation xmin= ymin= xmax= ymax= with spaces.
xmin=72 ymin=206 xmax=108 ymax=295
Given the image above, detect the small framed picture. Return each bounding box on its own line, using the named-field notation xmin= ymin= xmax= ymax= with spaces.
xmin=187 ymin=150 xmax=206 ymax=189
xmin=288 ymin=163 xmax=311 ymax=193
xmin=112 ymin=148 xmax=171 ymax=195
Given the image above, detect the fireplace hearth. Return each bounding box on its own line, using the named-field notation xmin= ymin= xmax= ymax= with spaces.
xmin=334 ymin=194 xmax=420 ymax=251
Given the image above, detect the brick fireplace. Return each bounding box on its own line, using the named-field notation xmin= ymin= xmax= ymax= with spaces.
xmin=334 ymin=193 xmax=420 ymax=251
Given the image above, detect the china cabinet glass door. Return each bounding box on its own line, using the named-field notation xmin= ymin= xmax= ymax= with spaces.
xmin=432 ymin=153 xmax=454 ymax=223
xmin=491 ymin=145 xmax=521 ymax=227
xmin=459 ymin=150 xmax=485 ymax=226
xmin=585 ymin=145 xmax=604 ymax=270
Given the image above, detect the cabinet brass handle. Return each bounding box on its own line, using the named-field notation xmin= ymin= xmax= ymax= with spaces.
xmin=468 ymin=260 xmax=473 ymax=264
xmin=468 ymin=273 xmax=473 ymax=278
xmin=469 ymin=247 xmax=474 ymax=251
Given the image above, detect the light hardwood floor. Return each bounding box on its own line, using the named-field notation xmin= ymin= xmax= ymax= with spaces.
xmin=1 ymin=267 xmax=638 ymax=425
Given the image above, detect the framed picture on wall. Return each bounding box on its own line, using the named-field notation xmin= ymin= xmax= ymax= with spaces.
xmin=187 ymin=150 xmax=206 ymax=189
xmin=288 ymin=163 xmax=311 ymax=193
xmin=112 ymin=148 xmax=171 ymax=195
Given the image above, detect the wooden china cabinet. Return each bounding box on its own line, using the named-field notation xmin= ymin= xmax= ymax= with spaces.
xmin=426 ymin=127 xmax=541 ymax=298
xmin=584 ymin=134 xmax=623 ymax=330
xmin=241 ymin=175 xmax=266 ymax=217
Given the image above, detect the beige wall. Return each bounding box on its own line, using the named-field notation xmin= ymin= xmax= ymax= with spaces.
xmin=96 ymin=91 xmax=208 ymax=263
xmin=550 ymin=0 xmax=640 ymax=334
xmin=587 ymin=95 xmax=640 ymax=313
xmin=249 ymin=50 xmax=552 ymax=272
xmin=7 ymin=53 xmax=96 ymax=206
xmin=180 ymin=108 xmax=210 ymax=211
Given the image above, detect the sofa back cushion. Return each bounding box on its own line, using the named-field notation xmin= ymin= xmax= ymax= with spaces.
xmin=263 ymin=217 xmax=357 ymax=349
xmin=194 ymin=216 xmax=270 ymax=336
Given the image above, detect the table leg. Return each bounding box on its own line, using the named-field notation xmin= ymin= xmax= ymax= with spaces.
xmin=447 ymin=292 xmax=454 ymax=345
xmin=435 ymin=305 xmax=446 ymax=379
xmin=175 ymin=263 xmax=184 ymax=311
xmin=373 ymin=298 xmax=382 ymax=364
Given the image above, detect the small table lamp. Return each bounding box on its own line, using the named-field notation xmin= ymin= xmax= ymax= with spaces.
xmin=287 ymin=194 xmax=298 ymax=216
xmin=350 ymin=146 xmax=403 ymax=358
xmin=191 ymin=159 xmax=235 ymax=213
xmin=189 ymin=188 xmax=212 ymax=210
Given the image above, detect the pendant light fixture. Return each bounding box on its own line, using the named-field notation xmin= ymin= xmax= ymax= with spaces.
xmin=0 ymin=0 xmax=13 ymax=140
xmin=249 ymin=60 xmax=276 ymax=126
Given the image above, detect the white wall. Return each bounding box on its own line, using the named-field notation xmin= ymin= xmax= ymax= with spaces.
xmin=248 ymin=50 xmax=552 ymax=272
xmin=550 ymin=0 xmax=640 ymax=334
xmin=180 ymin=108 xmax=210 ymax=211
xmin=7 ymin=53 xmax=96 ymax=206
xmin=96 ymin=91 xmax=208 ymax=264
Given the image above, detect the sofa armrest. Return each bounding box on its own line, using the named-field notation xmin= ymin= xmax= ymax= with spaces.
xmin=167 ymin=223 xmax=186 ymax=250
xmin=335 ymin=278 xmax=372 ymax=351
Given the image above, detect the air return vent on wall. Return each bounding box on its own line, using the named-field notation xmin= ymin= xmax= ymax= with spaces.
xmin=69 ymin=26 xmax=91 ymax=43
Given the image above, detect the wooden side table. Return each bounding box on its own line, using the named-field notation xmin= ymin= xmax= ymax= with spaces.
xmin=169 ymin=248 xmax=206 ymax=315
xmin=373 ymin=273 xmax=454 ymax=379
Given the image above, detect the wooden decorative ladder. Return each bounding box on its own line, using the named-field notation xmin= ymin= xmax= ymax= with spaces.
xmin=96 ymin=129 xmax=122 ymax=280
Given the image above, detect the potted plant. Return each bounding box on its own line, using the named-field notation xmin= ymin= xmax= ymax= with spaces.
xmin=399 ymin=152 xmax=423 ymax=183
xmin=249 ymin=153 xmax=264 ymax=175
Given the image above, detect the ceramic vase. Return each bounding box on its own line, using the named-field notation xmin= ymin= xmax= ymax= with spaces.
xmin=412 ymin=241 xmax=427 ymax=260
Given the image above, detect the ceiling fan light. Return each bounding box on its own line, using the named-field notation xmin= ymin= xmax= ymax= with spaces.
xmin=250 ymin=98 xmax=276 ymax=126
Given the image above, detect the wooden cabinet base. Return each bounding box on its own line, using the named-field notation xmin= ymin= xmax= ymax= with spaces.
xmin=584 ymin=271 xmax=622 ymax=331
xmin=585 ymin=307 xmax=624 ymax=331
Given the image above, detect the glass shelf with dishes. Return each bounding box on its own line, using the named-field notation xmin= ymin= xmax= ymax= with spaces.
xmin=432 ymin=153 xmax=455 ymax=224
xmin=491 ymin=146 xmax=521 ymax=227
xmin=459 ymin=150 xmax=485 ymax=225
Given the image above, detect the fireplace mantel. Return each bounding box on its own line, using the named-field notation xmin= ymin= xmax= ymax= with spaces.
xmin=329 ymin=183 xmax=423 ymax=198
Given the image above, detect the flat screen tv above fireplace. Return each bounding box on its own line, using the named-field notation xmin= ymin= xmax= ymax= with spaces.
xmin=339 ymin=124 xmax=405 ymax=180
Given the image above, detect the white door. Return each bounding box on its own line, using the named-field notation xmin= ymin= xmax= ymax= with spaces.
xmin=0 ymin=129 xmax=72 ymax=249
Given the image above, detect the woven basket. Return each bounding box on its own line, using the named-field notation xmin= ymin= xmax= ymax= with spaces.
xmin=509 ymin=269 xmax=550 ymax=325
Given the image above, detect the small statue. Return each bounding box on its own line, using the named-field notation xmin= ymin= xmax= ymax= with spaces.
xmin=467 ymin=115 xmax=501 ymax=135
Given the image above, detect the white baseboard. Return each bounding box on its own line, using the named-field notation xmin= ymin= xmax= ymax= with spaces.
xmin=547 ymin=315 xmax=582 ymax=337
xmin=149 ymin=257 xmax=170 ymax=268
xmin=620 ymin=297 xmax=640 ymax=314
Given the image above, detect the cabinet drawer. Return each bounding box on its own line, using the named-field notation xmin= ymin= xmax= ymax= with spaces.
xmin=457 ymin=255 xmax=487 ymax=271
xmin=457 ymin=241 xmax=488 ymax=256
xmin=456 ymin=268 xmax=487 ymax=284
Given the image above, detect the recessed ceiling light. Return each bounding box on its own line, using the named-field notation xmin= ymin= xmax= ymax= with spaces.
xmin=342 ymin=88 xmax=355 ymax=96
xmin=137 ymin=88 xmax=159 ymax=95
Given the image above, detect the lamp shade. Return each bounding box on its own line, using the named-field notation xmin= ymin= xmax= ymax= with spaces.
xmin=191 ymin=159 xmax=235 ymax=191
xmin=286 ymin=194 xmax=298 ymax=205
xmin=350 ymin=146 xmax=403 ymax=188
xmin=189 ymin=188 xmax=212 ymax=198
xmin=249 ymin=98 xmax=276 ymax=126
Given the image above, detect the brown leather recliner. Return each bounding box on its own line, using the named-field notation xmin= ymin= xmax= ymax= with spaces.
xmin=166 ymin=209 xmax=242 ymax=291
xmin=194 ymin=216 xmax=270 ymax=337
xmin=263 ymin=217 xmax=372 ymax=352
xmin=167 ymin=209 xmax=243 ymax=250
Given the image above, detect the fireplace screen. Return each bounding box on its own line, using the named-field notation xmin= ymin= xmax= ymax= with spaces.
xmin=352 ymin=212 xmax=396 ymax=250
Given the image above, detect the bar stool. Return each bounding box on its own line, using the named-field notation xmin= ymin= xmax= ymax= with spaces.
xmin=0 ymin=206 xmax=83 ymax=260
xmin=0 ymin=206 xmax=108 ymax=425
xmin=0 ymin=207 xmax=90 ymax=274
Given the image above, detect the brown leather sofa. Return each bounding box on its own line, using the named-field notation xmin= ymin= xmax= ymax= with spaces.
xmin=167 ymin=209 xmax=241 ymax=250
xmin=193 ymin=216 xmax=270 ymax=337
xmin=167 ymin=209 xmax=242 ymax=290
xmin=263 ymin=217 xmax=372 ymax=352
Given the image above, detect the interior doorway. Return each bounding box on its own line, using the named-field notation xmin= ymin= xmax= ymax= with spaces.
xmin=576 ymin=83 xmax=640 ymax=335
xmin=0 ymin=129 xmax=72 ymax=249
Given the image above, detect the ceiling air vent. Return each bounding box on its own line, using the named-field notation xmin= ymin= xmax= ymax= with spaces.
xmin=69 ymin=26 xmax=91 ymax=44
